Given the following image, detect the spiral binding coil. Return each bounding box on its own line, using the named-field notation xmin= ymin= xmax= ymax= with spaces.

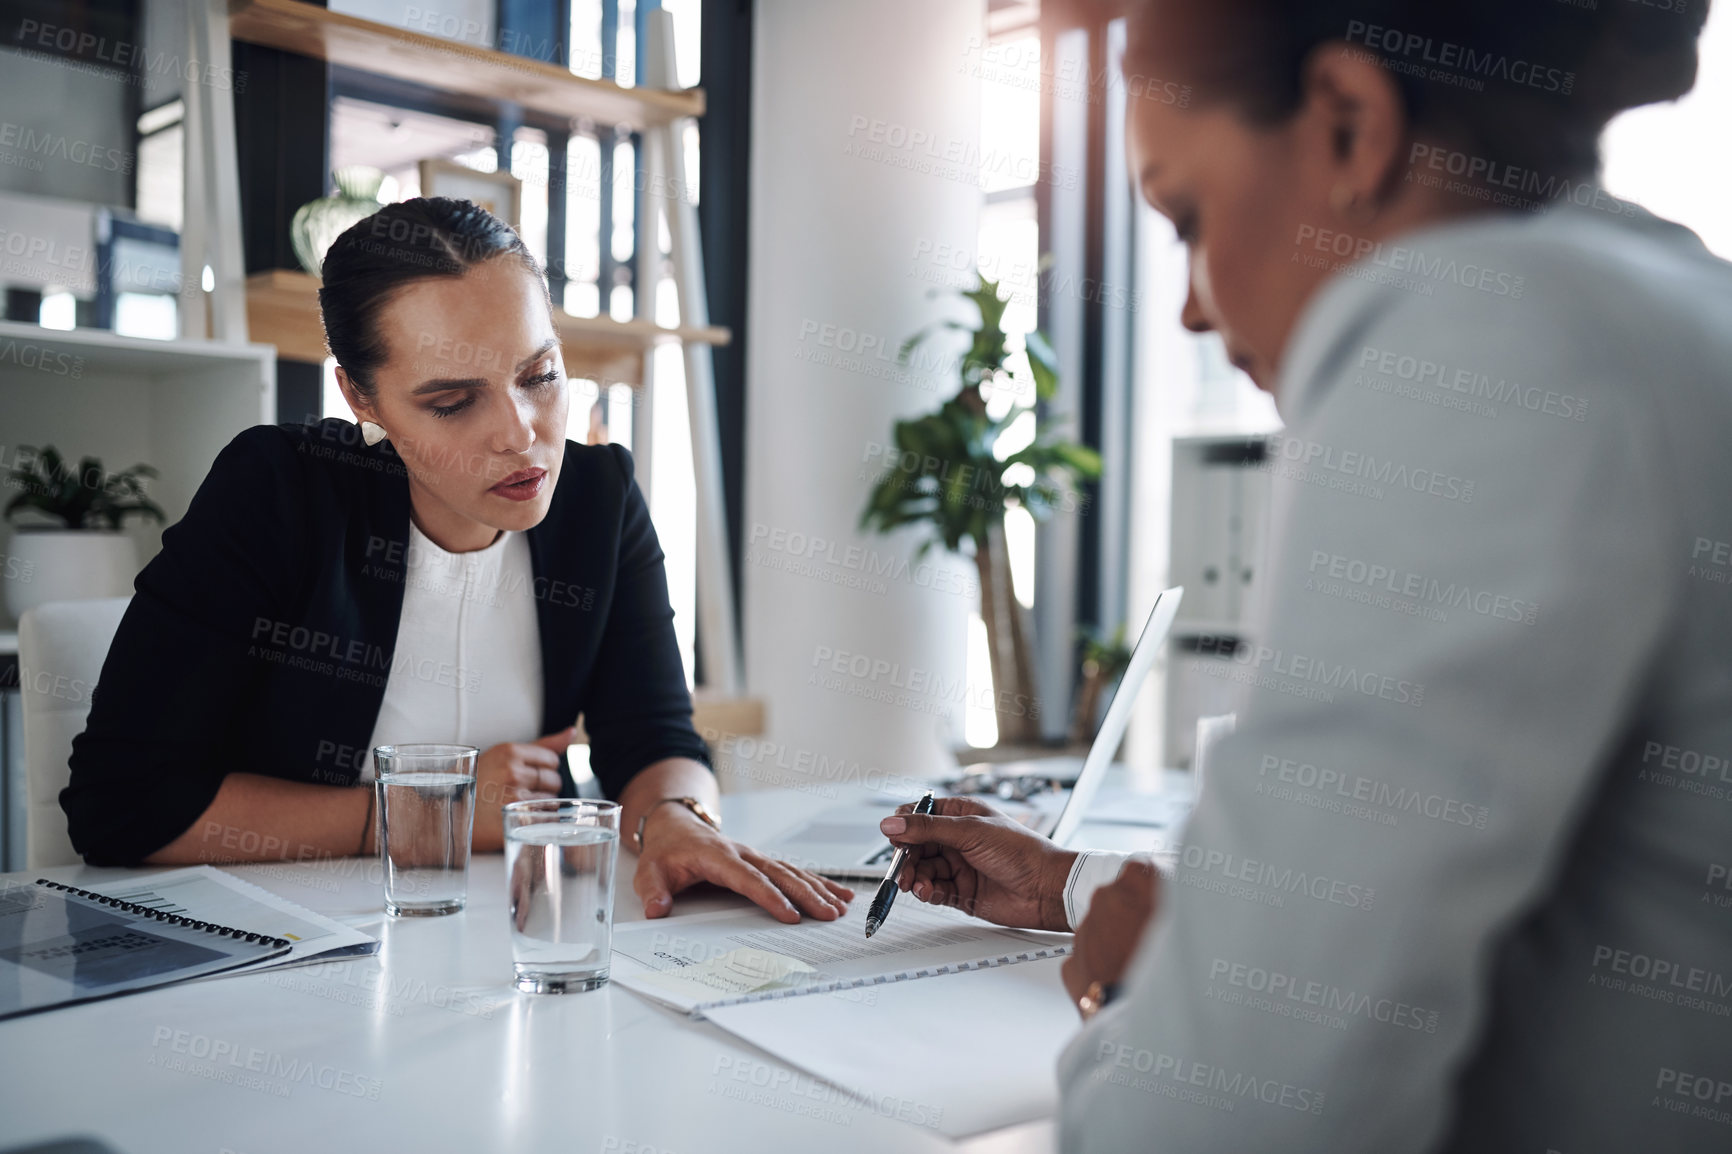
xmin=702 ymin=942 xmax=1073 ymax=1012
xmin=33 ymin=878 xmax=293 ymax=949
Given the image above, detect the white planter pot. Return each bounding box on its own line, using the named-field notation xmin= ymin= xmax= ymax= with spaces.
xmin=4 ymin=529 xmax=139 ymax=623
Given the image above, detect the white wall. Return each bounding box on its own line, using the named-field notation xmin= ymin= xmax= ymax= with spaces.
xmin=0 ymin=49 xmax=135 ymax=207
xmin=742 ymin=0 xmax=984 ymax=792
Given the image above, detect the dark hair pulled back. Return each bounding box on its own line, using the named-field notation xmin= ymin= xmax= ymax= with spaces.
xmin=1127 ymin=0 xmax=1709 ymax=178
xmin=318 ymin=197 xmax=549 ymax=396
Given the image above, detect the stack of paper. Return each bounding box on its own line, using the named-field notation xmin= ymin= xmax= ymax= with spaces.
xmin=611 ymin=899 xmax=1084 ymax=1138
xmin=611 ymin=898 xmax=1068 ymax=1015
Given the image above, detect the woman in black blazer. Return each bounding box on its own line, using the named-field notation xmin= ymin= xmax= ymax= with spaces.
xmin=61 ymin=198 xmax=851 ymax=924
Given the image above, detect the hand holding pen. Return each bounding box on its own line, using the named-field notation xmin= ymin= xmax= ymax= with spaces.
xmin=864 ymin=790 xmax=936 ymax=938
xmin=877 ymin=794 xmax=1080 ymax=933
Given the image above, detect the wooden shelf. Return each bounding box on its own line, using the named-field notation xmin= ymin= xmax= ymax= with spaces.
xmin=0 ymin=319 xmax=278 ymax=377
xmin=571 ymin=693 xmax=766 ymax=747
xmin=0 ymin=322 xmax=277 ymax=628
xmin=688 ymin=691 xmax=767 ymax=740
xmin=244 ymin=269 xmax=728 ymax=386
xmin=228 ymin=0 xmax=704 ymax=129
xmin=244 ymin=269 xmax=330 ymax=364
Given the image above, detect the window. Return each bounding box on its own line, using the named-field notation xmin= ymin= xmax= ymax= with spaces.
xmin=1602 ymin=1 xmax=1732 ymax=258
xmin=963 ymin=11 xmax=1046 ymax=747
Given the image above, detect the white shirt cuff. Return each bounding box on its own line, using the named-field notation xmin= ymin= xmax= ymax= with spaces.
xmin=1062 ymin=849 xmax=1173 ymax=930
xmin=1063 ymin=850 xmax=1129 ymax=931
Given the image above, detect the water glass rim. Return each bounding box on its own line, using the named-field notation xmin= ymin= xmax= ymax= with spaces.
xmin=503 ymin=798 xmax=621 ymax=815
xmin=374 ymin=743 xmax=479 ymax=759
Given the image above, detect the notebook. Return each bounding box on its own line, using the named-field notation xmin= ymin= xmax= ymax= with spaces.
xmin=704 ymin=958 xmax=1083 ymax=1139
xmin=86 ymin=865 xmax=378 ymax=973
xmin=0 ymin=878 xmax=292 ymax=1020
xmin=610 ymin=898 xmax=1070 ymax=1017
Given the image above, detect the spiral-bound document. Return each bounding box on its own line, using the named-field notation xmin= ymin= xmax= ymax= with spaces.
xmin=0 ymin=879 xmax=292 ymax=1020
xmin=88 ymin=865 xmax=378 ymax=972
xmin=611 ymin=898 xmax=1071 ymax=1016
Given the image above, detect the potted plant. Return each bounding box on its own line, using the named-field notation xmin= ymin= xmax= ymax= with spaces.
xmin=3 ymin=446 xmax=165 ymax=622
xmin=860 ymin=274 xmax=1100 ymax=746
xmin=1070 ymin=623 xmax=1136 ymax=748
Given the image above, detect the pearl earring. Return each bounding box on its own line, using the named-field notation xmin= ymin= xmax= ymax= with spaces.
xmin=361 ymin=421 xmax=387 ymax=446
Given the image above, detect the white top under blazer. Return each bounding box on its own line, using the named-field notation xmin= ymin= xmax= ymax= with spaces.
xmin=361 ymin=521 xmax=543 ymax=777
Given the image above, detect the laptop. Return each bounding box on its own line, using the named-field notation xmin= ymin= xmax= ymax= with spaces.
xmin=760 ymin=586 xmax=1185 ymax=878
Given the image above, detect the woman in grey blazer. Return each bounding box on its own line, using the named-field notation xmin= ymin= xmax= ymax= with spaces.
xmin=881 ymin=2 xmax=1731 ymax=1150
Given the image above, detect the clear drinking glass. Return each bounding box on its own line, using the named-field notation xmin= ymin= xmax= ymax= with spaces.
xmin=374 ymin=744 xmax=478 ymax=917
xmin=503 ymin=799 xmax=620 ymax=993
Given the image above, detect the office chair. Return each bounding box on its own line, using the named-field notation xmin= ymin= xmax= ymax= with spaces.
xmin=18 ymin=597 xmax=129 ymax=868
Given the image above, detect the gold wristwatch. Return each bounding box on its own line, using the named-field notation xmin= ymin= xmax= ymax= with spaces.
xmin=634 ymin=796 xmax=721 ymax=851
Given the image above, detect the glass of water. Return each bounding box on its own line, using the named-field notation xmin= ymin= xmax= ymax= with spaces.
xmin=374 ymin=744 xmax=478 ymax=917
xmin=503 ymin=799 xmax=620 ymax=993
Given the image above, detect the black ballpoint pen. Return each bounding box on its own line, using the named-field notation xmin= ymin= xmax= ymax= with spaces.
xmin=865 ymin=789 xmax=936 ymax=938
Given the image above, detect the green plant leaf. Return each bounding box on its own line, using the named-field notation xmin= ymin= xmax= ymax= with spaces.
xmin=1 ymin=444 xmax=165 ymax=529
xmin=1024 ymin=330 xmax=1061 ymax=402
xmin=862 ymin=268 xmax=1104 ymax=558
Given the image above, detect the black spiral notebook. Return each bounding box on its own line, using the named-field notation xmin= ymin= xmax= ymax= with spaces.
xmin=0 ymin=878 xmax=292 ymax=1021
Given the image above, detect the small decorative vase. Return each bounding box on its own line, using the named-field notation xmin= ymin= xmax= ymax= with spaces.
xmin=291 ymin=166 xmax=388 ymax=277
xmin=4 ymin=528 xmax=139 ymax=623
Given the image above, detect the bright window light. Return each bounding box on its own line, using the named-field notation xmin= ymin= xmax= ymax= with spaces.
xmin=1603 ymin=3 xmax=1732 ymax=258
xmin=511 ymin=131 xmax=551 ymax=269
xmin=321 ymin=357 xmax=356 ymax=423
xmin=616 ymin=0 xmax=637 ymax=86
xmin=566 ymin=378 xmax=602 ymax=444
xmin=650 ymin=332 xmax=697 ymax=689
xmin=114 ymin=293 xmax=176 ymax=340
xmin=568 ymin=0 xmax=605 ymax=80
xmin=609 ymin=284 xmax=634 ymax=322
xmin=965 ymin=610 xmax=998 ymax=747
xmin=39 ymin=292 xmax=76 ymax=330
xmin=978 ymin=34 xmax=1042 ymax=195
xmin=1005 ymin=505 xmax=1037 ymax=608
xmin=606 ymin=382 xmax=634 ymax=451
xmin=611 ymin=139 xmax=636 ymax=262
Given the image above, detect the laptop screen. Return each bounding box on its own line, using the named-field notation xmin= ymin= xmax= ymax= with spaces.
xmin=1047 ymin=586 xmax=1184 ymax=847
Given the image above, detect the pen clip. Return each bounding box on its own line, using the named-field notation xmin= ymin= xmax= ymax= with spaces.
xmin=880 ymin=789 xmax=937 ymax=881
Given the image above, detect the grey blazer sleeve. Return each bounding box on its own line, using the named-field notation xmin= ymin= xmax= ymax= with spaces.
xmin=1056 ymin=242 xmax=1680 ymax=1152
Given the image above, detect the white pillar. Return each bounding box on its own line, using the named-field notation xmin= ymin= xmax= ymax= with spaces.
xmin=743 ymin=0 xmax=985 ymax=789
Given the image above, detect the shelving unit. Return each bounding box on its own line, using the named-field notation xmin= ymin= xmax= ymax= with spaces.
xmin=0 ymin=320 xmax=277 ymax=628
xmin=228 ymin=0 xmax=704 ymax=129
xmin=228 ymin=0 xmax=735 ymax=391
xmin=245 ymin=269 xmax=730 ymax=388
xmin=0 ymin=2 xmax=758 ymax=741
xmin=1163 ymin=434 xmax=1271 ymax=769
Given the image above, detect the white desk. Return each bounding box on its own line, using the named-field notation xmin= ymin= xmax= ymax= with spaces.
xmin=0 ymin=782 xmax=1183 ymax=1154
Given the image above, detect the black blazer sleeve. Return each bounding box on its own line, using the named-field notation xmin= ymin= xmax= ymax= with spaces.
xmin=61 ymin=426 xmax=309 ymax=866
xmin=581 ymin=444 xmax=713 ymax=798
